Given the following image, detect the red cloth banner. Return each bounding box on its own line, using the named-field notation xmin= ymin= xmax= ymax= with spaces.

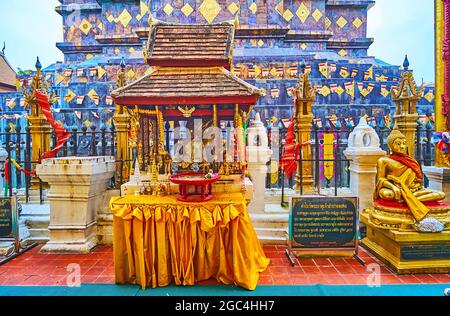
xmin=35 ymin=90 xmax=72 ymax=161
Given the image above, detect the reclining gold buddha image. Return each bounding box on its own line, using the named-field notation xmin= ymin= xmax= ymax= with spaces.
xmin=364 ymin=124 xmax=450 ymax=232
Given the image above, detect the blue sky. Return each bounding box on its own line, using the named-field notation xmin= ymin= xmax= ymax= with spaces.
xmin=0 ymin=0 xmax=435 ymax=83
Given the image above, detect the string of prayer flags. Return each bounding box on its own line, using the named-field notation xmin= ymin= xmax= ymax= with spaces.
xmin=232 ymin=66 xmax=241 ymax=76
xmin=65 ymin=89 xmax=76 ymax=103
xmin=74 ymin=111 xmax=82 ymax=120
xmin=357 ymin=83 xmax=375 ymax=97
xmin=330 ymin=83 xmax=338 ymax=93
xmin=261 ymin=67 xmax=270 ymax=78
xmin=318 ymin=62 xmax=328 ymax=78
xmin=380 ymin=84 xmax=389 ymax=97
xmin=345 ymin=117 xmax=355 ymax=127
xmin=340 ymin=66 xmax=349 ymax=78
xmin=289 ymin=66 xmax=298 ymax=77
xmin=418 ymin=114 xmax=428 ymax=125
xmin=106 ymin=96 xmax=113 ymax=105
xmin=13 ymin=114 xmax=22 ymax=119
xmin=64 ymin=68 xmax=73 ymax=77
xmin=97 ymin=66 xmax=106 ymax=79
xmin=91 ymin=111 xmax=100 ymax=119
xmin=89 ymin=68 xmax=98 ymax=77
xmin=364 ymin=71 xmax=371 ymax=81
xmin=313 ymin=118 xmax=323 ymax=128
xmin=6 ymin=98 xmax=17 ymax=109
xmin=76 ymin=96 xmax=85 ymax=105
xmin=351 ymin=69 xmax=358 ymax=78
xmin=276 ymin=67 xmax=284 ymax=77
xmin=344 ymin=81 xmax=355 ymax=97
xmin=254 ymin=65 xmax=262 ymax=78
xmin=20 ymin=98 xmax=26 ymax=107
xmin=92 ymin=94 xmax=100 ymax=105
xmin=367 ymin=116 xmax=377 ymax=128
xmin=423 ymin=90 xmax=434 ymax=102
xmin=390 ymin=85 xmax=398 ymax=94
xmin=329 ymin=63 xmax=337 ymax=73
xmin=77 ymin=68 xmax=84 ymax=77
xmin=106 ymin=118 xmax=112 ymax=127
xmin=319 ymin=85 xmax=331 ymax=97
xmin=304 ymin=65 xmax=312 ymax=74
xmin=329 ymin=115 xmax=339 ymax=127
xmin=27 ymin=77 xmax=33 ymax=85
xmin=270 ymin=88 xmax=280 ymax=98
xmin=45 ymin=73 xmax=52 ymax=81
xmin=269 ymin=67 xmax=278 ymax=77
xmin=365 ymin=66 xmax=373 ymax=80
xmin=248 ymin=68 xmax=256 ymax=78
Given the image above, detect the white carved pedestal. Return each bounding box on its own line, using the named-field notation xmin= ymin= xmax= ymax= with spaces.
xmin=246 ymin=113 xmax=288 ymax=244
xmin=344 ymin=118 xmax=386 ymax=211
xmin=36 ymin=156 xmax=116 ymax=253
xmin=422 ymin=166 xmax=450 ymax=203
xmin=246 ymin=113 xmax=272 ymax=214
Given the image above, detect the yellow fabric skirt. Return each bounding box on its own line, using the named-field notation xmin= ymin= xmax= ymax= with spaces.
xmin=110 ymin=193 xmax=270 ymax=291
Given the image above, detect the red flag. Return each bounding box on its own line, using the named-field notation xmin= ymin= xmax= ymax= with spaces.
xmin=280 ymin=116 xmax=299 ymax=177
xmin=35 ymin=90 xmax=72 ymax=161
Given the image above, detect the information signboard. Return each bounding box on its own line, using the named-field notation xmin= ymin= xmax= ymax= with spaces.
xmin=0 ymin=196 xmax=19 ymax=253
xmin=289 ymin=196 xmax=359 ymax=254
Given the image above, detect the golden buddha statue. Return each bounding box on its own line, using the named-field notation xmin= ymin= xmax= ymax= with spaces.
xmin=375 ymin=125 xmax=445 ymax=222
xmin=363 ymin=124 xmax=450 ymax=232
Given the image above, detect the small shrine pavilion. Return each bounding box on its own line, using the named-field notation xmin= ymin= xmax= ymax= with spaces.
xmin=111 ymin=17 xmax=263 ymax=176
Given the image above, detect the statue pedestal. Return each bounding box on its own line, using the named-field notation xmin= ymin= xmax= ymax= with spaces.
xmin=423 ymin=166 xmax=450 ymax=203
xmin=361 ymin=212 xmax=450 ymax=274
xmin=36 ymin=157 xmax=116 ymax=253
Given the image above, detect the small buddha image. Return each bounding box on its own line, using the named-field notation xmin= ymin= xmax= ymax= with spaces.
xmin=375 ymin=124 xmax=445 ymax=222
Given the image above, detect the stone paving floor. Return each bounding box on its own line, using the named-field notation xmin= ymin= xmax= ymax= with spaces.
xmin=0 ymin=244 xmax=449 ymax=287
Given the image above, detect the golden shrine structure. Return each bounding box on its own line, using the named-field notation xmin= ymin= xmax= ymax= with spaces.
xmin=111 ymin=16 xmax=261 ymax=183
xmin=107 ymin=16 xmax=269 ymax=290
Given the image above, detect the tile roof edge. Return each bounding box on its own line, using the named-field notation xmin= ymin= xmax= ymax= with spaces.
xmin=111 ymin=67 xmax=159 ymax=98
xmin=220 ymin=67 xmax=263 ymax=96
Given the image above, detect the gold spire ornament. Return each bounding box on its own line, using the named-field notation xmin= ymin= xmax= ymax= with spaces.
xmin=391 ymin=55 xmax=424 ymax=158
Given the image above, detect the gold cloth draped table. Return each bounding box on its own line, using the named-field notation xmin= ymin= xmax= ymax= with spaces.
xmin=110 ymin=193 xmax=270 ymax=290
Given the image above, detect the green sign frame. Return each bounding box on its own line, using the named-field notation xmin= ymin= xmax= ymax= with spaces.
xmin=289 ymin=195 xmax=359 ymax=254
xmin=0 ymin=195 xmax=20 ymax=253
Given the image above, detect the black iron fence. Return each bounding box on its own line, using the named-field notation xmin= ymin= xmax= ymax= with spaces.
xmin=0 ymin=118 xmax=436 ymax=204
xmin=0 ymin=123 xmax=129 ymax=203
xmin=267 ymin=122 xmax=435 ymax=195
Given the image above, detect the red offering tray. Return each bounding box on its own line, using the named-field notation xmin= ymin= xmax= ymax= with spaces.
xmin=169 ymin=172 xmax=220 ymax=202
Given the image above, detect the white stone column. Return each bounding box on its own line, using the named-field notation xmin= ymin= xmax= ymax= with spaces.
xmin=344 ymin=118 xmax=386 ymax=211
xmin=246 ymin=113 xmax=272 ymax=213
xmin=36 ymin=156 xmax=116 ymax=253
xmin=422 ymin=166 xmax=450 ymax=203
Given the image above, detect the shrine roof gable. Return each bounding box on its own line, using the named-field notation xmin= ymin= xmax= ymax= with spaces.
xmin=146 ymin=20 xmax=235 ymax=68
